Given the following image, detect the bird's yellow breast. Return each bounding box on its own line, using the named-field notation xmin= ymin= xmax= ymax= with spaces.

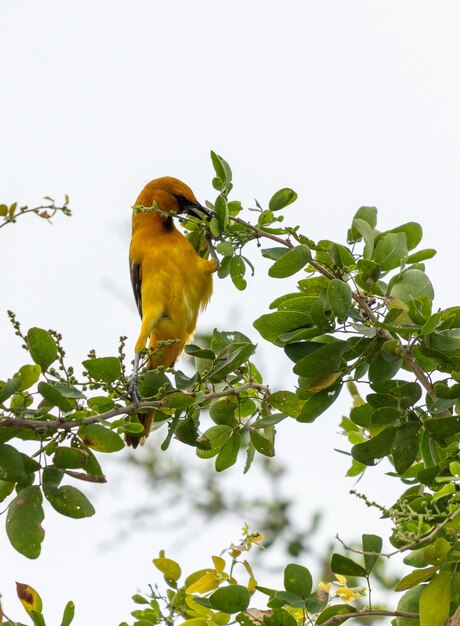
xmin=130 ymin=218 xmax=214 ymax=337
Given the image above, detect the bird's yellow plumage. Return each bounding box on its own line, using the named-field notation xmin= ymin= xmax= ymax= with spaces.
xmin=127 ymin=177 xmax=216 ymax=447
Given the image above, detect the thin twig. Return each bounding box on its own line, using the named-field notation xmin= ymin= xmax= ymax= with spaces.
xmin=336 ymin=504 xmax=460 ymax=558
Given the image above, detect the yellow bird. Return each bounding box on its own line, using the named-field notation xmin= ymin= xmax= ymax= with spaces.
xmin=127 ymin=177 xmax=217 ymax=447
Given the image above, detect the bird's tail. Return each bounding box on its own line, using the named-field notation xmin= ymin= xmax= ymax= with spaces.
xmin=125 ymin=330 xmax=185 ymax=448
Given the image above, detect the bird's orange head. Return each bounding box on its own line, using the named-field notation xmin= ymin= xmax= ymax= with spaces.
xmin=134 ymin=176 xmax=212 ymax=221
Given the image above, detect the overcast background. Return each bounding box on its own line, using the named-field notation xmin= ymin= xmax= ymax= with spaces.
xmin=1 ymin=1 xmax=460 ymax=624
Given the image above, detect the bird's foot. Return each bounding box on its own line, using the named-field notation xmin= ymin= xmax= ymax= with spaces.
xmin=128 ymin=376 xmax=141 ymax=405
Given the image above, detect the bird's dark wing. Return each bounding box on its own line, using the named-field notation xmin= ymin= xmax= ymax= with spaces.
xmin=129 ymin=257 xmax=143 ymax=319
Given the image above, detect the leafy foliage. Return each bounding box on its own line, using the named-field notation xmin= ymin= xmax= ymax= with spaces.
xmin=2 ymin=154 xmax=460 ymax=625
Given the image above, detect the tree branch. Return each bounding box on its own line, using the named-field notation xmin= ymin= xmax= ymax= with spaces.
xmin=0 ymin=382 xmax=269 ymax=431
xmin=318 ymin=608 xmax=419 ymax=626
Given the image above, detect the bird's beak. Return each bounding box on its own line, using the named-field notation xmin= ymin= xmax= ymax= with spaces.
xmin=182 ymin=202 xmax=216 ymax=221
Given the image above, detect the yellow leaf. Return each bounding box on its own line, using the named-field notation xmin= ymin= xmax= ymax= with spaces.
xmin=229 ymin=549 xmax=241 ymax=558
xmin=307 ymin=372 xmax=341 ymax=392
xmin=213 ymin=612 xmax=231 ymax=625
xmin=335 ymin=586 xmax=360 ymax=602
xmin=185 ymin=596 xmax=212 ymax=617
xmin=186 ymin=572 xmax=220 ymax=594
xmin=212 ymin=556 xmax=226 ymax=572
xmin=248 ymin=576 xmax=257 ymax=593
xmin=246 ymin=532 xmax=264 ymax=544
xmin=153 ymin=557 xmax=181 ymax=582
xmin=16 ymin=582 xmax=43 ymax=614
xmin=242 ymin=559 xmax=254 ymax=578
xmin=420 ymin=570 xmax=451 ymax=626
xmin=181 ymin=619 xmax=208 ymax=626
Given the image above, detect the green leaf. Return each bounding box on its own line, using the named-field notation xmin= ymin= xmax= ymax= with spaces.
xmin=351 ymin=426 xmax=396 ymax=466
xmin=389 ymin=269 xmax=434 ymax=303
xmin=78 ymin=424 xmax=124 ymax=452
xmin=87 ymin=396 xmax=115 ymax=412
xmin=53 ymin=447 xmax=89 ymax=469
xmin=297 ymin=276 xmax=329 ymax=295
xmin=419 ymin=569 xmax=451 ymax=626
xmin=215 ymin=194 xmax=229 ymax=230
xmin=263 ymin=608 xmax=297 ymax=626
xmin=352 ymin=217 xmax=375 ymax=258
xmin=391 ymin=422 xmax=420 ymax=474
xmin=230 ymin=256 xmax=246 ymax=291
xmin=395 ymin=586 xmax=423 ymax=626
xmin=82 ymin=357 xmax=121 ymax=383
xmin=210 ymin=151 xmax=232 ymax=192
xmin=216 ymin=241 xmax=234 ymax=257
xmin=175 ymin=417 xmax=199 ymax=446
xmin=327 ymin=280 xmax=352 ymax=321
xmin=138 ymin=370 xmax=170 ymax=397
xmin=293 ymin=341 xmax=347 ymax=378
xmin=27 ymin=328 xmax=58 ymax=370
xmin=42 ymin=466 xmax=64 ymax=488
xmin=353 ymin=206 xmax=377 ymax=228
xmin=269 ymin=188 xmax=298 ymax=211
xmin=274 ymin=295 xmax=316 ymax=314
xmin=297 ymin=385 xmax=341 ymax=423
xmin=262 ymin=246 xmax=290 ymax=261
xmin=0 ymin=478 xmax=15 ymax=502
xmin=330 ymin=553 xmax=367 ymax=577
xmin=198 ymin=425 xmax=232 ymax=453
xmin=268 ymin=391 xmax=303 ymax=418
xmin=273 ymin=591 xmax=305 ymax=608
xmin=37 ymin=381 xmax=74 ymax=411
xmin=368 ymin=351 xmax=402 ymax=382
xmin=407 ymin=248 xmax=436 ymax=263
xmin=373 ymin=232 xmax=408 ymax=270
xmin=0 ymin=443 xmax=27 ymax=482
xmin=380 ymin=222 xmax=423 ymax=251
xmin=0 ymin=377 xmax=21 ymax=403
xmin=424 ymin=538 xmax=451 ymax=567
xmin=316 ymin=605 xmax=357 ymax=625
xmin=215 ymin=431 xmax=242 ymax=471
xmin=283 ymin=564 xmax=312 ymax=599
xmin=371 ymin=407 xmax=402 ymax=425
xmin=54 ymin=384 xmax=85 ymax=399
xmin=209 ymin=586 xmax=250 ymax=613
xmin=165 ymin=393 xmax=196 ymax=409
xmin=15 ymin=365 xmax=41 ymax=391
xmin=249 ymin=430 xmax=274 ymax=457
xmin=153 ymin=557 xmax=181 ymax=582
xmin=208 ymin=343 xmax=256 ymax=382
xmin=45 ymin=485 xmax=95 ymax=518
xmin=60 ymin=601 xmax=75 ymax=626
xmin=329 ymin=243 xmax=356 ymax=269
xmin=209 ymin=397 xmax=238 ymax=426
xmin=356 ymin=259 xmax=381 ymax=284
xmin=362 ymin=534 xmax=382 ymax=573
xmin=268 ymin=245 xmax=311 ymax=278
xmin=6 ymin=486 xmax=44 ymax=558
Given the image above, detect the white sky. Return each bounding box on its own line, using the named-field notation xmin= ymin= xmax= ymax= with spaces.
xmin=1 ymin=1 xmax=460 ymax=624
